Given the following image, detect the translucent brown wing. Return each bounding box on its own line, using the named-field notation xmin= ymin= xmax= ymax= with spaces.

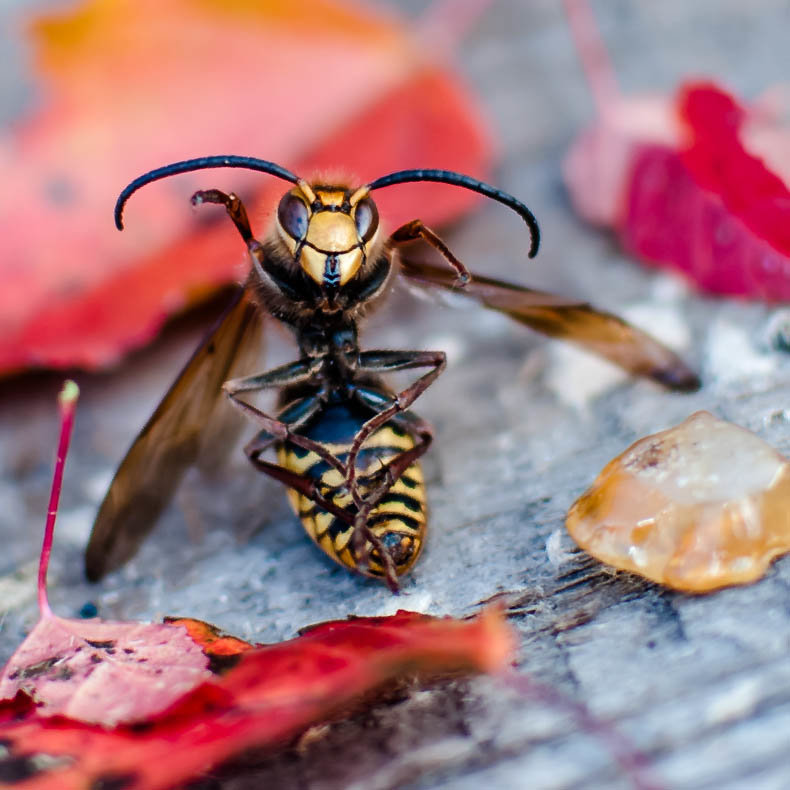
xmin=85 ymin=286 xmax=264 ymax=581
xmin=398 ymin=259 xmax=699 ymax=391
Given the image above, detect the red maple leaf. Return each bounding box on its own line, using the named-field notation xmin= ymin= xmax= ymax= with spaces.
xmin=0 ymin=609 xmax=513 ymax=790
xmin=562 ymin=0 xmax=790 ymax=300
xmin=0 ymin=382 xmax=661 ymax=790
xmin=0 ymin=382 xmax=516 ymax=789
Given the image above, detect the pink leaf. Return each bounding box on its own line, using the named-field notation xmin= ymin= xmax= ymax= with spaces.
xmin=0 ymin=617 xmax=211 ymax=726
xmin=0 ymin=381 xmax=211 ymax=726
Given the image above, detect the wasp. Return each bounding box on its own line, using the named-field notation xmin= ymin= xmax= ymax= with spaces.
xmin=85 ymin=155 xmax=698 ymax=591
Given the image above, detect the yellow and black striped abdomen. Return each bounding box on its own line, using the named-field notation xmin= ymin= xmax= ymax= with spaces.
xmin=276 ymin=402 xmax=427 ymax=578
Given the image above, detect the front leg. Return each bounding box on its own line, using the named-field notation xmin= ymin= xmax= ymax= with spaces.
xmin=389 ymin=219 xmax=470 ymax=285
xmin=192 ymin=189 xmax=269 ymax=280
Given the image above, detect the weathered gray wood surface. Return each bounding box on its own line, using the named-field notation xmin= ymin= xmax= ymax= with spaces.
xmin=2 ymin=1 xmax=790 ymax=788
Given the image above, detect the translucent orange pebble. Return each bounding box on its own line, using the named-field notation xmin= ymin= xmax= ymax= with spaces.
xmin=566 ymin=411 xmax=790 ymax=592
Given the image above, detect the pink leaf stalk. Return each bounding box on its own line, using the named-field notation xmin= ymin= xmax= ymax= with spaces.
xmin=501 ymin=670 xmax=664 ymax=790
xmin=38 ymin=380 xmax=79 ymax=617
xmin=562 ymin=0 xmax=618 ymax=114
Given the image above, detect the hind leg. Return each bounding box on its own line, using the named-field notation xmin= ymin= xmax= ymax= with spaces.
xmin=346 ymin=408 xmax=435 ymax=592
xmin=245 ymin=431 xmax=407 ymax=592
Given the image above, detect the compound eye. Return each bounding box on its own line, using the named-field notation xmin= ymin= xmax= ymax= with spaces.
xmin=354 ymin=197 xmax=379 ymax=242
xmin=277 ymin=193 xmax=309 ymax=240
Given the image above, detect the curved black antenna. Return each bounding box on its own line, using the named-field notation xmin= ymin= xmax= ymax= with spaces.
xmin=366 ymin=169 xmax=540 ymax=258
xmin=114 ymin=156 xmax=300 ymax=230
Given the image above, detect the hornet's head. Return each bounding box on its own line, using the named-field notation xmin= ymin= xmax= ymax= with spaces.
xmin=275 ymin=180 xmax=380 ymax=295
xmin=114 ymin=156 xmax=540 ymax=296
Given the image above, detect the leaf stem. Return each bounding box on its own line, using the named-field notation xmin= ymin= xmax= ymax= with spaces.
xmin=38 ymin=380 xmax=80 ymax=618
xmin=499 ymin=668 xmax=664 ymax=790
xmin=563 ymin=0 xmax=619 ymax=116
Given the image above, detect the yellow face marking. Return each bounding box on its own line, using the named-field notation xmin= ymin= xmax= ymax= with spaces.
xmin=297 ymin=179 xmax=316 ymax=204
xmin=274 ymin=184 xmax=381 ymax=288
xmin=313 ymin=189 xmax=346 ymax=206
xmin=348 ymin=185 xmax=370 ymax=206
xmin=305 ymin=211 xmax=357 ymax=252
xmin=300 ymin=246 xmax=363 ymax=287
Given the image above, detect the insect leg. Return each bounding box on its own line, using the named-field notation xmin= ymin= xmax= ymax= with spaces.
xmin=192 ymin=189 xmax=270 ymax=279
xmin=389 ymin=219 xmax=470 ymax=285
xmin=345 ymin=350 xmax=445 ymax=496
xmin=245 ymin=436 xmax=400 ymax=590
xmin=224 ymin=358 xmax=317 ymax=395
xmin=222 ymin=372 xmax=346 ymax=482
xmin=192 ymin=189 xmax=256 ymax=243
xmin=238 ymin=396 xmax=326 ymax=460
xmin=347 ymin=411 xmax=434 ymax=591
xmin=350 ymin=402 xmax=434 ymax=497
xmin=245 ymin=444 xmax=354 ymax=526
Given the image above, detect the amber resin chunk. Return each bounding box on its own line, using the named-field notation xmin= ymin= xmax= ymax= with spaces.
xmin=566 ymin=412 xmax=790 ymax=592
